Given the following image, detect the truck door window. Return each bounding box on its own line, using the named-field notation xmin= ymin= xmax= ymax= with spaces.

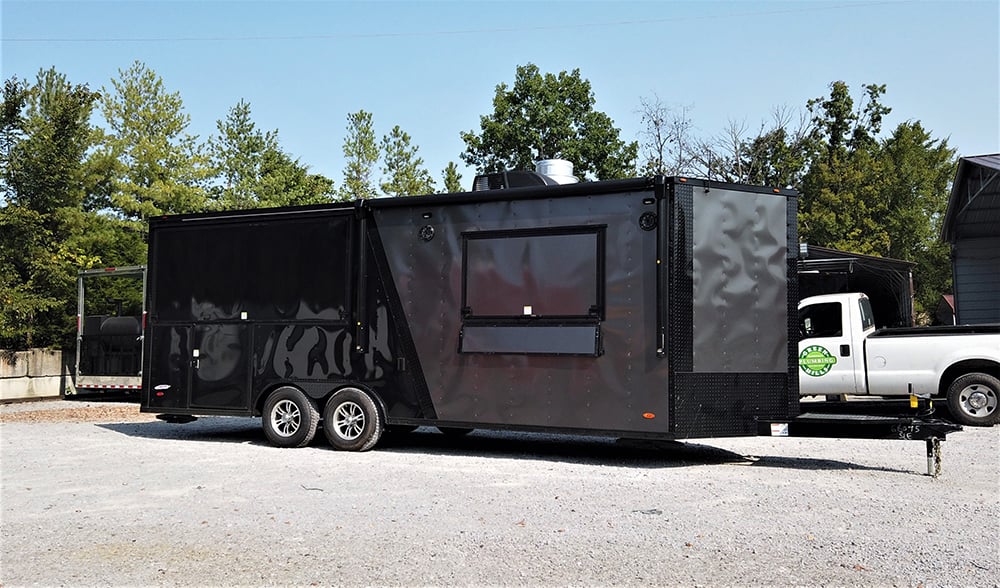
xmin=800 ymin=302 xmax=842 ymax=339
xmin=858 ymin=298 xmax=875 ymax=330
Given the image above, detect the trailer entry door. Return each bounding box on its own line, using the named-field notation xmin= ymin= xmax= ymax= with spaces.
xmin=189 ymin=324 xmax=251 ymax=410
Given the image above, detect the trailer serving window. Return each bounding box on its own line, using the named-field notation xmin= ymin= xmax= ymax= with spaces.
xmin=151 ymin=214 xmax=352 ymax=323
xmin=459 ymin=226 xmax=605 ymax=356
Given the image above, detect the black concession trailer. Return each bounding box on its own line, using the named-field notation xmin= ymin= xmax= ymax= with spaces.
xmin=141 ymin=172 xmax=959 ymax=472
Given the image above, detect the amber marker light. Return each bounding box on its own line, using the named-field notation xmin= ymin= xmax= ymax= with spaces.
xmin=642 ymin=412 xmax=656 ymax=419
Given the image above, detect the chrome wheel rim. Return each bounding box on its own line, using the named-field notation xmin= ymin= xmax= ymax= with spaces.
xmin=333 ymin=401 xmax=366 ymax=440
xmin=270 ymin=399 xmax=301 ymax=437
xmin=959 ymin=384 xmax=997 ymax=417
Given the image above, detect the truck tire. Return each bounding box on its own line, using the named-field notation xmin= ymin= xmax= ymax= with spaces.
xmin=323 ymin=388 xmax=383 ymax=451
xmin=946 ymin=373 xmax=1000 ymax=427
xmin=262 ymin=387 xmax=320 ymax=448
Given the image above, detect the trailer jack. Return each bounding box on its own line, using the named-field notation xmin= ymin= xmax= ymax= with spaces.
xmin=926 ymin=437 xmax=942 ymax=478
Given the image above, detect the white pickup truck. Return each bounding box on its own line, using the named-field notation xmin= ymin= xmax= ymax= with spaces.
xmin=798 ymin=292 xmax=1000 ymax=426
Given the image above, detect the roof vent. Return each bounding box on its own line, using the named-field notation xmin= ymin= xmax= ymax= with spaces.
xmin=535 ymin=159 xmax=578 ymax=184
xmin=470 ymin=159 xmax=578 ymax=191
xmin=472 ymin=170 xmax=557 ymax=191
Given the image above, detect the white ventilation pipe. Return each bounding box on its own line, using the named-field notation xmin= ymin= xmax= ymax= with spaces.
xmin=535 ymin=159 xmax=579 ymax=184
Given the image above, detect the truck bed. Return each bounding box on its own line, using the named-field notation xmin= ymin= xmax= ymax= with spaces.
xmin=870 ymin=324 xmax=1000 ymax=337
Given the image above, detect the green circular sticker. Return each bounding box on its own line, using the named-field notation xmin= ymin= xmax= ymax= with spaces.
xmin=799 ymin=345 xmax=837 ymax=377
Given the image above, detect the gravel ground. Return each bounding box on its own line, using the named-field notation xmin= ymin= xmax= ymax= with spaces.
xmin=1 ymin=399 xmax=997 ymax=587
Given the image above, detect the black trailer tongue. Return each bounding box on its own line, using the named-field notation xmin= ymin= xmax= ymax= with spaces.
xmin=759 ymin=413 xmax=963 ymax=477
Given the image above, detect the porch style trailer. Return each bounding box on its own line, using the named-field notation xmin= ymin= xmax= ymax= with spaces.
xmin=73 ymin=265 xmax=146 ymax=394
xmin=141 ymin=173 xmax=959 ymax=472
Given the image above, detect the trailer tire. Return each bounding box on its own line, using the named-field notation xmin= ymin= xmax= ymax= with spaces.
xmin=323 ymin=388 xmax=383 ymax=451
xmin=946 ymin=373 xmax=1000 ymax=427
xmin=262 ymin=387 xmax=320 ymax=448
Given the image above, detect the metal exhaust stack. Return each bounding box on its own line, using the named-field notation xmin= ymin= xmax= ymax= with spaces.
xmin=535 ymin=159 xmax=579 ymax=184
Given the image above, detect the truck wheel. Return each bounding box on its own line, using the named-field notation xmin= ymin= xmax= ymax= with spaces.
xmin=946 ymin=373 xmax=1000 ymax=426
xmin=262 ymin=387 xmax=319 ymax=448
xmin=323 ymin=388 xmax=383 ymax=451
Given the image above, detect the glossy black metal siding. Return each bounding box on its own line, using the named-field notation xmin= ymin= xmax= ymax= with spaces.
xmin=370 ymin=189 xmax=670 ymax=434
xmin=143 ymin=208 xmax=425 ymax=417
xmin=144 ymin=211 xmax=355 ymax=412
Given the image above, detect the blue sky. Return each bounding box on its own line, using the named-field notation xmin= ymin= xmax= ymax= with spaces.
xmin=2 ymin=0 xmax=998 ymax=190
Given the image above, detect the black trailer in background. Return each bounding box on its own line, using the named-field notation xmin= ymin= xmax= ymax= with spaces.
xmin=73 ymin=266 xmax=146 ymax=394
xmin=140 ymin=174 xmax=959 ymax=474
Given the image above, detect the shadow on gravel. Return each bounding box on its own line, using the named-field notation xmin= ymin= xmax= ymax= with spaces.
xmin=101 ymin=417 xmax=264 ymax=444
xmin=377 ymin=430 xmax=913 ymax=473
xmin=101 ymin=420 xmax=909 ymax=473
xmin=747 ymin=455 xmax=912 ymax=474
xmin=376 ymin=430 xmax=751 ymax=469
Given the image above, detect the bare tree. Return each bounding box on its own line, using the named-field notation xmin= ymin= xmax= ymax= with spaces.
xmin=692 ymin=106 xmax=815 ymax=189
xmin=636 ymin=94 xmax=697 ymax=176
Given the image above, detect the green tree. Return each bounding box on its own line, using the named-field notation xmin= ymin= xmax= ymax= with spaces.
xmin=461 ymin=63 xmax=637 ymax=180
xmin=339 ymin=110 xmax=379 ymax=200
xmin=878 ymin=121 xmax=956 ymax=315
xmin=0 ymin=78 xmax=29 ymax=197
xmin=380 ymin=125 xmax=434 ymax=197
xmin=0 ymin=69 xmax=102 ymax=349
xmin=798 ymin=81 xmax=956 ymax=317
xmin=207 ymin=99 xmax=334 ymax=209
xmin=799 ymin=148 xmax=889 ymax=255
xmin=98 ymin=61 xmax=209 ymax=223
xmin=798 ymin=81 xmax=892 ymax=254
xmin=441 ymin=161 xmax=463 ymax=193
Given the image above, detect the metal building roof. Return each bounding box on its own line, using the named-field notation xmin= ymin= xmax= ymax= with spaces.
xmin=942 ymin=154 xmax=1000 ymax=242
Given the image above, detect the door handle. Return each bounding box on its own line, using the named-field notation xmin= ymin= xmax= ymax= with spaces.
xmin=840 ymin=344 xmax=851 ymax=357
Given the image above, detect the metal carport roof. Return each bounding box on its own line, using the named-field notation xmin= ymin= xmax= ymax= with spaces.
xmin=942 ymin=154 xmax=1000 ymax=242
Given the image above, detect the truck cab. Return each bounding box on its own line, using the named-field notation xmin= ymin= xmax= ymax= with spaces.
xmin=798 ymin=292 xmax=1000 ymax=426
xmin=798 ymin=293 xmax=875 ymax=397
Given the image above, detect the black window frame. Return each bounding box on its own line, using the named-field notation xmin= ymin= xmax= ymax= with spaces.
xmin=800 ymin=301 xmax=843 ymax=339
xmin=460 ymin=225 xmax=607 ymax=326
xmin=458 ymin=225 xmax=606 ymax=357
xmin=858 ymin=297 xmax=875 ymax=330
